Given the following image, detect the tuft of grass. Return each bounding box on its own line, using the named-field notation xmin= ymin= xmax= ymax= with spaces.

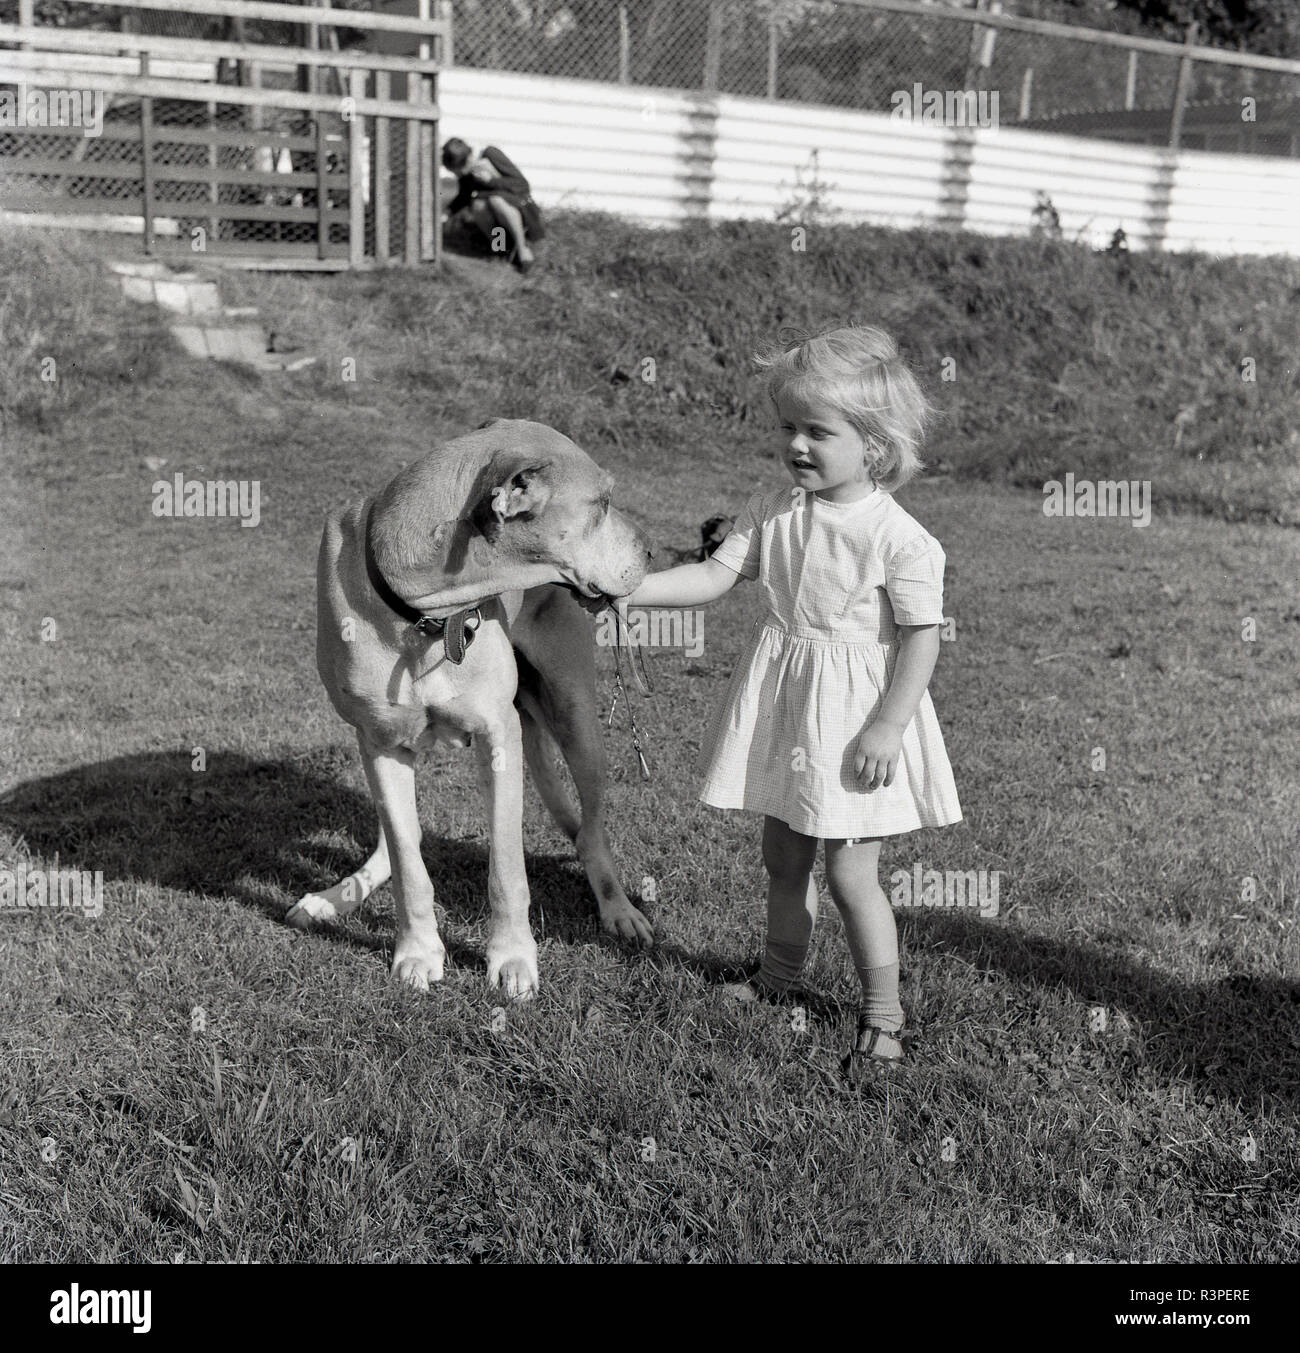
xmin=0 ymin=226 xmax=167 ymax=433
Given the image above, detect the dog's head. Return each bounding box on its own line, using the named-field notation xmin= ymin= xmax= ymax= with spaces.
xmin=467 ymin=420 xmax=651 ymax=602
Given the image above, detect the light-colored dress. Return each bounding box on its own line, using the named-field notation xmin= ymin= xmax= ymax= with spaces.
xmin=698 ymin=485 xmax=962 ymax=838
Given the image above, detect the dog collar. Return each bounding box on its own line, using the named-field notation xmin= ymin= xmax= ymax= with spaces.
xmin=363 ymin=506 xmax=481 ymax=664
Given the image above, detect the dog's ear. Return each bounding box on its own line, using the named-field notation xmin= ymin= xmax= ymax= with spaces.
xmin=476 ymin=460 xmax=552 ymax=532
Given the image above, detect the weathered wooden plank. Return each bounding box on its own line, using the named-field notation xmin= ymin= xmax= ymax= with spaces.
xmin=0 ymin=22 xmax=442 ymax=76
xmin=35 ymin=0 xmax=450 ymax=41
xmin=0 ymin=61 xmax=441 ymax=123
xmin=0 ymin=157 xmax=346 ymax=191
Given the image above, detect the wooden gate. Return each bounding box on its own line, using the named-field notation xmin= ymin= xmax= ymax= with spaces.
xmin=0 ymin=0 xmax=449 ymax=268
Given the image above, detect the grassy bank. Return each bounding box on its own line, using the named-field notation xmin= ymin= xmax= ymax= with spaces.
xmin=4 ymin=215 xmax=1297 ymax=525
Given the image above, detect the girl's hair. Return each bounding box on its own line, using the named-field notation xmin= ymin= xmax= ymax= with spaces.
xmin=753 ymin=324 xmax=934 ymax=491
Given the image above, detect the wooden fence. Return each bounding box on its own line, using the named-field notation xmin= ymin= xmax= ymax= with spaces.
xmin=0 ymin=0 xmax=451 ymax=268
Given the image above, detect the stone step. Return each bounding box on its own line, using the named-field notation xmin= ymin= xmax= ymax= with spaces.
xmin=112 ymin=259 xmax=313 ymax=373
xmin=170 ymin=322 xmax=268 ymax=364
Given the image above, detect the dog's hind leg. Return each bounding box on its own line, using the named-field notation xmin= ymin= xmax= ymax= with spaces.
xmin=520 ymin=701 xmax=651 ymax=943
xmin=513 ymin=606 xmax=654 ymax=947
xmin=287 ymin=728 xmax=394 ymax=928
xmin=286 ymin=831 xmax=391 ymax=927
xmin=519 ymin=702 xmax=581 ymax=843
xmin=551 ymin=697 xmax=654 ymax=947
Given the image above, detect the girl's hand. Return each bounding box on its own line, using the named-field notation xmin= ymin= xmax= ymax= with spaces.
xmin=853 ymin=719 xmax=905 ymax=791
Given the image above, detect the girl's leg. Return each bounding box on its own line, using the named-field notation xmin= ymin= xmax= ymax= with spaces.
xmin=824 ymin=838 xmax=905 ymax=1042
xmin=755 ymin=815 xmax=819 ymax=992
xmin=483 ymin=194 xmax=535 ymax=265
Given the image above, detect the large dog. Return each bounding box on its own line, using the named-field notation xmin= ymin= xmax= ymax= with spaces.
xmin=286 ymin=419 xmax=655 ymax=998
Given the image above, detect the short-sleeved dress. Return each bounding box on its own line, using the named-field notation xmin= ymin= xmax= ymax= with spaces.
xmin=699 ymin=485 xmax=962 ymax=838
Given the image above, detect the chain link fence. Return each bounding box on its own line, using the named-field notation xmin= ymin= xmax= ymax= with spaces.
xmin=446 ymin=0 xmax=1300 ymax=149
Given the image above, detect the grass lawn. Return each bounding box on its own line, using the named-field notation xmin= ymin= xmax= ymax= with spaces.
xmin=0 ymin=219 xmax=1297 ymax=1262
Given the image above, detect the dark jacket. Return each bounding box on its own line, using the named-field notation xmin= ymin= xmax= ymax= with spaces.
xmin=446 ymin=145 xmax=531 ymax=216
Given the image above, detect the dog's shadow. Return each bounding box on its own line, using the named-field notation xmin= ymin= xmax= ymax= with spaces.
xmin=2 ymin=751 xmax=1296 ymax=1108
xmin=0 ymin=748 xmax=617 ymax=971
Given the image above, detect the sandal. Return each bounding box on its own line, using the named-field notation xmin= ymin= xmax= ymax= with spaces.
xmin=841 ymin=1015 xmax=908 ymax=1081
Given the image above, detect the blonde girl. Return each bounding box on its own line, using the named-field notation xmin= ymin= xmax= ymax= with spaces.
xmin=623 ymin=325 xmax=962 ymax=1071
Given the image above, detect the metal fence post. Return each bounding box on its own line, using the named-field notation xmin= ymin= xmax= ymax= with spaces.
xmin=618 ymin=5 xmax=630 ymax=84
xmin=767 ymin=18 xmax=778 ymax=100
xmin=1169 ymin=22 xmax=1198 ymax=149
xmin=703 ymin=0 xmax=723 ymax=92
xmin=1018 ymin=67 xmax=1032 ymax=120
xmin=1124 ymin=50 xmax=1138 ymax=110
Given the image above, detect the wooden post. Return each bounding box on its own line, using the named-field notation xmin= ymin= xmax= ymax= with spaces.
xmin=618 ymin=5 xmax=630 ymax=84
xmin=766 ymin=18 xmax=778 ymax=99
xmin=1125 ymin=50 xmax=1138 ymax=110
xmin=316 ymin=112 xmax=329 ymax=260
xmin=374 ymin=69 xmax=390 ymax=266
xmin=1169 ymin=22 xmax=1198 ymax=149
xmin=302 ymin=0 xmax=320 ymax=95
xmin=247 ymin=58 xmax=262 ymax=136
xmin=405 ymin=77 xmax=420 ymax=265
xmin=1018 ymin=66 xmax=1032 ymax=120
xmin=207 ymin=97 xmax=219 ymax=251
xmin=349 ymin=67 xmax=365 ymax=267
xmin=439 ymin=0 xmax=454 ymax=67
xmin=139 ymin=52 xmax=155 ymax=255
xmin=418 ymin=0 xmax=433 ymax=262
xmin=430 ymin=80 xmax=440 ymax=268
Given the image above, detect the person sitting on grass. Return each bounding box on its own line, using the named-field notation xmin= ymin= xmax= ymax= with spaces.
xmin=440 ymin=137 xmax=545 ymax=274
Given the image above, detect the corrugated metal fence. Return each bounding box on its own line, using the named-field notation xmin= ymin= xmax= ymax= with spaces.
xmin=439 ymin=66 xmax=1300 ymax=257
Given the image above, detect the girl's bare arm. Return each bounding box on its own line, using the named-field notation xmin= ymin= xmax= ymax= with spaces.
xmin=854 ymin=624 xmax=942 ymax=785
xmin=623 ymin=557 xmax=743 ymax=608
xmin=873 ymin=624 xmax=942 ymax=730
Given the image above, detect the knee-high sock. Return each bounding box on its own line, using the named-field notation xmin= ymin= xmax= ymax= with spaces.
xmin=757 ymin=936 xmax=809 ymax=993
xmin=855 ymin=961 xmax=904 ymax=1030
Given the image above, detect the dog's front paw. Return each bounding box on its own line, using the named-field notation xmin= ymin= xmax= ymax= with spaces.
xmin=486 ymin=937 xmax=539 ymax=1001
xmin=391 ymin=930 xmax=446 ymax=991
xmin=286 ymin=894 xmax=338 ymax=928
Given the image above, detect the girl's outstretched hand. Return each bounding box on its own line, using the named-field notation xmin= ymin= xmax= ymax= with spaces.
xmin=853 ymin=719 xmax=904 ymax=791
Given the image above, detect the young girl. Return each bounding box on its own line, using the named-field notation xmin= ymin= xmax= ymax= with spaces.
xmin=623 ymin=325 xmax=961 ymax=1072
